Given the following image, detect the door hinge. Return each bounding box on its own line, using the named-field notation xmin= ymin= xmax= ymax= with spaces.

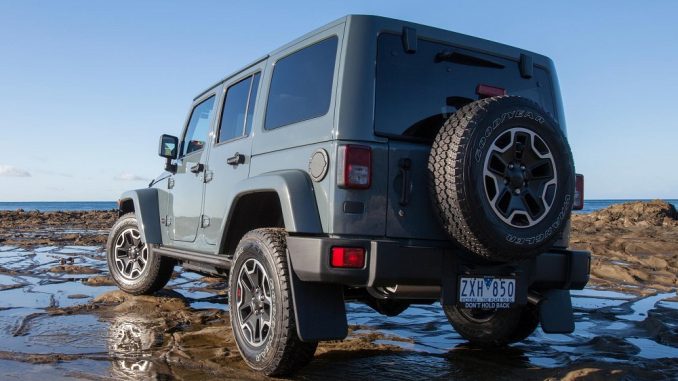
xmin=201 ymin=215 xmax=210 ymax=228
xmin=204 ymin=170 xmax=213 ymax=183
xmin=161 ymin=215 xmax=172 ymax=226
xmin=168 ymin=177 xmax=175 ymax=189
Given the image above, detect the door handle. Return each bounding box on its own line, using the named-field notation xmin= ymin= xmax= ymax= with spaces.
xmin=190 ymin=163 xmax=204 ymax=173
xmin=227 ymin=153 xmax=246 ymax=166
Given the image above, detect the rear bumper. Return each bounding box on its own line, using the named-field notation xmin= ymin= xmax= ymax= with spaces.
xmin=287 ymin=236 xmax=590 ymax=291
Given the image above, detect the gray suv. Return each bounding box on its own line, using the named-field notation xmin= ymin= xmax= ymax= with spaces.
xmin=106 ymin=15 xmax=590 ymax=375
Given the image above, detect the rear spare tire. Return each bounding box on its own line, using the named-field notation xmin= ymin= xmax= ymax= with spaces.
xmin=429 ymin=96 xmax=574 ymax=261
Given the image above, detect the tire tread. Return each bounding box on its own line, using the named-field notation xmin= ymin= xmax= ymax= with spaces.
xmin=231 ymin=228 xmax=317 ymax=376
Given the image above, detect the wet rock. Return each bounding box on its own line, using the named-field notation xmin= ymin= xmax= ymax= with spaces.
xmin=0 ymin=210 xmax=116 ymax=248
xmin=83 ymin=276 xmax=115 ymax=286
xmin=48 ymin=265 xmax=100 ymax=274
xmin=199 ymin=276 xmax=225 ymax=284
xmin=67 ymin=294 xmax=89 ymax=299
xmin=551 ymin=367 xmax=624 ymax=381
xmin=59 ymin=257 xmax=75 ymax=265
xmin=572 ymin=201 xmax=678 ymax=293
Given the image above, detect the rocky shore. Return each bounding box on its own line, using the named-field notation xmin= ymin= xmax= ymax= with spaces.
xmin=2 ymin=201 xmax=677 ymax=295
xmin=0 ymin=209 xmax=117 ymax=246
xmin=0 ymin=201 xmax=677 ymax=380
xmin=571 ymin=200 xmax=678 ymax=294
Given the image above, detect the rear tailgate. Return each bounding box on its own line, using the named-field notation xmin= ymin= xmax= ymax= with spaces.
xmin=375 ymin=33 xmax=557 ymax=240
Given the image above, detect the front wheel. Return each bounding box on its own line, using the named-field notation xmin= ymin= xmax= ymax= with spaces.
xmin=228 ymin=228 xmax=317 ymax=376
xmin=106 ymin=213 xmax=175 ymax=295
xmin=444 ymin=304 xmax=539 ymax=347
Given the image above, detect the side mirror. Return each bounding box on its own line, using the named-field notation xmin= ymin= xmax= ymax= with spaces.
xmin=159 ymin=134 xmax=178 ymax=159
xmin=158 ymin=134 xmax=178 ymax=173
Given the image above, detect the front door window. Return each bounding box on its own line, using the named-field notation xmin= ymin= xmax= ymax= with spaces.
xmin=182 ymin=96 xmax=215 ymax=156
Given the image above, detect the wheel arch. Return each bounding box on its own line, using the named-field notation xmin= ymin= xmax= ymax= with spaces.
xmin=219 ymin=170 xmax=323 ymax=256
xmin=117 ymin=188 xmax=163 ymax=245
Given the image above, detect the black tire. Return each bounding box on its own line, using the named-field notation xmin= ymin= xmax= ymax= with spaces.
xmin=228 ymin=228 xmax=317 ymax=376
xmin=429 ymin=96 xmax=575 ymax=261
xmin=106 ymin=213 xmax=175 ymax=295
xmin=444 ymin=304 xmax=539 ymax=347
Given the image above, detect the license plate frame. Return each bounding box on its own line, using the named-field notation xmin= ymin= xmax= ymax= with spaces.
xmin=458 ymin=276 xmax=516 ymax=309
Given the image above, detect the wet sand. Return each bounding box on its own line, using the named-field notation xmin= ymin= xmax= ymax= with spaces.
xmin=0 ymin=202 xmax=677 ymax=380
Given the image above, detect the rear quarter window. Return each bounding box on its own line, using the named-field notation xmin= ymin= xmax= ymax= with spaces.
xmin=264 ymin=36 xmax=338 ymax=130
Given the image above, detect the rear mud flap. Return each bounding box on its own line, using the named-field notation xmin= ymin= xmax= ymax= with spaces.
xmin=287 ymin=252 xmax=348 ymax=342
xmin=539 ymin=289 xmax=575 ymax=333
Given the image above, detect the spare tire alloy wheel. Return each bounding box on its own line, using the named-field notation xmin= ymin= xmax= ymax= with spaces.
xmin=429 ymin=96 xmax=575 ymax=261
xmin=483 ymin=127 xmax=557 ymax=228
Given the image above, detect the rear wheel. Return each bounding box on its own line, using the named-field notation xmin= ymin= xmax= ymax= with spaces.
xmin=228 ymin=228 xmax=317 ymax=376
xmin=106 ymin=213 xmax=175 ymax=295
xmin=443 ymin=304 xmax=539 ymax=346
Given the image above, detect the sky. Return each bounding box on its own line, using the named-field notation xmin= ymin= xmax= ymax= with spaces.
xmin=0 ymin=1 xmax=676 ymax=201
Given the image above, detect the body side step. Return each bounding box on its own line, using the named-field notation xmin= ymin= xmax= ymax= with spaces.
xmin=151 ymin=245 xmax=232 ymax=269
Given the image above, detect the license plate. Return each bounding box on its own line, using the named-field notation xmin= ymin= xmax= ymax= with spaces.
xmin=458 ymin=277 xmax=515 ymax=309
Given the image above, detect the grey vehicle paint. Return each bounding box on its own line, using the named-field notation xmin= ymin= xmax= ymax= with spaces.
xmin=125 ymin=14 xmax=569 ymax=252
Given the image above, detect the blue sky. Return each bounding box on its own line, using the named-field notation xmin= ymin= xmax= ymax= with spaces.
xmin=0 ymin=1 xmax=676 ymax=201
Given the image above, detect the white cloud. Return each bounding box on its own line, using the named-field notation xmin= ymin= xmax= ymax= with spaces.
xmin=0 ymin=164 xmax=31 ymax=177
xmin=114 ymin=172 xmax=149 ymax=182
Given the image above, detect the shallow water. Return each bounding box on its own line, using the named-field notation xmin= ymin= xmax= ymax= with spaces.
xmin=1 ymin=245 xmax=677 ymax=380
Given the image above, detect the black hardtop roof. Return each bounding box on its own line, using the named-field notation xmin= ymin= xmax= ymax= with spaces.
xmin=193 ymin=14 xmax=553 ymax=101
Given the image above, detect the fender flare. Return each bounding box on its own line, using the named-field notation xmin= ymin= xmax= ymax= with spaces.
xmin=225 ymin=170 xmax=323 ymax=234
xmin=118 ymin=188 xmax=163 ymax=244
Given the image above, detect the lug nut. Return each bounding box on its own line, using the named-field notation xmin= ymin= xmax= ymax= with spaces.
xmin=509 ymin=164 xmax=514 ymax=169
xmin=515 ymin=189 xmax=521 ymax=195
xmin=520 ymin=165 xmax=526 ymax=170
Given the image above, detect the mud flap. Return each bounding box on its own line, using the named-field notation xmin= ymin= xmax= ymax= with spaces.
xmin=539 ymin=289 xmax=575 ymax=333
xmin=287 ymin=252 xmax=348 ymax=342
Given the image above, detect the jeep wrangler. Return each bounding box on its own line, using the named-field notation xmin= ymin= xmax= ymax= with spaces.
xmin=107 ymin=15 xmax=590 ymax=376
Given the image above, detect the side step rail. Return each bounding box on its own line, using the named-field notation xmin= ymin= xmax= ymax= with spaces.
xmin=151 ymin=245 xmax=232 ymax=269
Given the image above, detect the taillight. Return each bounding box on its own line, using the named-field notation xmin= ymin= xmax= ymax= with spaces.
xmin=337 ymin=145 xmax=371 ymax=189
xmin=476 ymin=84 xmax=507 ymax=98
xmin=330 ymin=247 xmax=366 ymax=268
xmin=573 ymin=174 xmax=584 ymax=210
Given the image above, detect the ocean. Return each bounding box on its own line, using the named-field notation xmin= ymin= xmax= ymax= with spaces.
xmin=0 ymin=201 xmax=117 ymax=212
xmin=0 ymin=200 xmax=676 ymax=213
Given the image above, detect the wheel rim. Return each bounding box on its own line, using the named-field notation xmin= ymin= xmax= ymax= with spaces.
xmin=235 ymin=258 xmax=273 ymax=347
xmin=482 ymin=127 xmax=557 ymax=228
xmin=114 ymin=228 xmax=149 ymax=280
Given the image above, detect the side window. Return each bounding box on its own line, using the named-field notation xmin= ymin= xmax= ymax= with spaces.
xmin=264 ymin=36 xmax=338 ymax=130
xmin=244 ymin=73 xmax=260 ymax=135
xmin=182 ymin=96 xmax=215 ymax=156
xmin=218 ymin=72 xmax=261 ymax=142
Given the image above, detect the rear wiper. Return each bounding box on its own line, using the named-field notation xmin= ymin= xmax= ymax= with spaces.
xmin=436 ymin=50 xmax=505 ymax=69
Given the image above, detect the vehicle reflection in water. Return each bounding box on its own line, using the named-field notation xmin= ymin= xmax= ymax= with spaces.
xmin=107 ymin=314 xmax=166 ymax=380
